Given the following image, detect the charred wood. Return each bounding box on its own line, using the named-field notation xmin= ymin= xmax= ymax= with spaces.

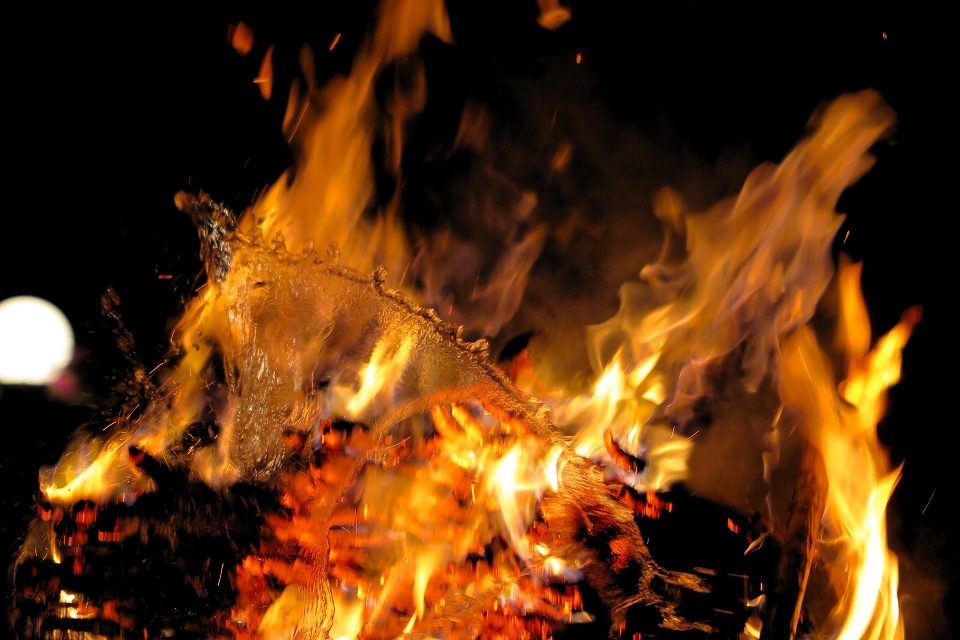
xmin=760 ymin=443 xmax=827 ymax=640
xmin=11 ymin=450 xmax=276 ymax=640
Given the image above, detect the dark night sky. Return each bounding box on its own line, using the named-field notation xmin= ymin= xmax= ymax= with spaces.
xmin=1 ymin=2 xmax=955 ymax=636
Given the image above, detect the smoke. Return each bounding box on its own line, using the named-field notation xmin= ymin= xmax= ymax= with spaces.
xmin=393 ymin=27 xmax=777 ymax=512
xmin=400 ymin=33 xmax=758 ymax=379
xmin=895 ymin=520 xmax=954 ymax=640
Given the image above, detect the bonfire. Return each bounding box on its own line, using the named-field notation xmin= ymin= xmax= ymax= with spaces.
xmin=9 ymin=3 xmax=925 ymax=639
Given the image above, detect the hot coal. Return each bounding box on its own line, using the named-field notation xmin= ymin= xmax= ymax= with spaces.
xmin=12 ymin=449 xmax=774 ymax=639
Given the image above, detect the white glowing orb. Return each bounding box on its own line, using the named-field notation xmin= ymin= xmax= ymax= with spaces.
xmin=0 ymin=296 xmax=74 ymax=385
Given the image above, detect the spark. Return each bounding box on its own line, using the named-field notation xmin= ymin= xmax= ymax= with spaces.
xmin=575 ymin=53 xmax=582 ymax=64
xmin=922 ymin=488 xmax=936 ymax=514
xmin=397 ymin=260 xmax=412 ymax=289
xmin=218 ymin=563 xmax=224 ymax=586
xmin=330 ymin=33 xmax=342 ymax=50
xmin=471 ymin=272 xmax=481 ymax=300
xmin=286 ymin=99 xmax=311 ymax=143
xmin=843 ymin=230 xmax=850 ymax=243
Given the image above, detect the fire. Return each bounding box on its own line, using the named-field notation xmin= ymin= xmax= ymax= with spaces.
xmin=39 ymin=435 xmax=155 ymax=505
xmin=344 ymin=332 xmax=417 ymax=420
xmin=780 ymin=260 xmax=919 ymax=640
xmin=15 ymin=2 xmax=919 ymax=639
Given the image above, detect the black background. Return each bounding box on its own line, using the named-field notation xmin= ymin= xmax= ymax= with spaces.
xmin=2 ymin=2 xmax=954 ymax=637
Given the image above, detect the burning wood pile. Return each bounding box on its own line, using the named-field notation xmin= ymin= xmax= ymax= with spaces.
xmin=10 ymin=2 xmax=916 ymax=639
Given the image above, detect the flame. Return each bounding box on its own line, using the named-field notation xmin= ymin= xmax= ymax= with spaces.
xmin=248 ymin=0 xmax=451 ymax=269
xmin=546 ymin=349 xmax=692 ymax=493
xmin=486 ymin=441 xmax=547 ymax=559
xmin=255 ymin=45 xmax=274 ymax=100
xmin=330 ymin=590 xmax=365 ymax=640
xmin=40 ymin=435 xmax=154 ymax=505
xmin=521 ymin=91 xmax=904 ymax=636
xmin=229 ymin=22 xmax=254 ymax=56
xmin=37 ymin=0 xmax=547 ymax=502
xmin=537 ymin=0 xmax=572 ymax=30
xmin=257 ymin=584 xmax=315 ymax=640
xmin=536 ymin=92 xmax=895 ymax=498
xmin=344 ymin=331 xmax=416 ymax=419
xmin=779 ymin=259 xmax=918 ymax=639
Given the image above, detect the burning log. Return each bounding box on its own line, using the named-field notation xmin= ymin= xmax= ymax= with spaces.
xmin=760 ymin=443 xmax=827 ymax=640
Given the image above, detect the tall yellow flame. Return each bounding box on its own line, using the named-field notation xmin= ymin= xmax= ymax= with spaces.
xmin=780 ymin=258 xmax=918 ymax=639
xmin=250 ymin=0 xmax=450 ymax=273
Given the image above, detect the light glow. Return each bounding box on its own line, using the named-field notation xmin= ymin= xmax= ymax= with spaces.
xmin=0 ymin=296 xmax=74 ymax=385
